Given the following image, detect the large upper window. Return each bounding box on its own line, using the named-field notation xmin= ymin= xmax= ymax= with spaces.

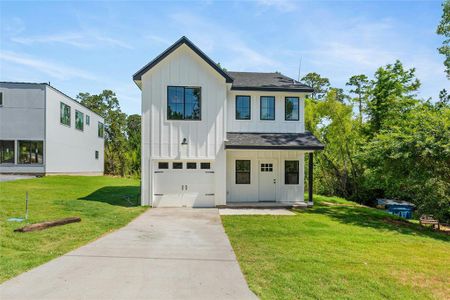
xmin=285 ymin=97 xmax=299 ymax=121
xmin=260 ymin=96 xmax=275 ymax=120
xmin=60 ymin=102 xmax=71 ymax=126
xmin=75 ymin=110 xmax=84 ymax=131
xmin=18 ymin=141 xmax=43 ymax=164
xmin=236 ymin=96 xmax=251 ymax=120
xmin=0 ymin=140 xmax=14 ymax=164
xmin=98 ymin=122 xmax=104 ymax=138
xmin=285 ymin=160 xmax=299 ymax=184
xmin=167 ymin=86 xmax=201 ymax=120
xmin=236 ymin=160 xmax=251 ymax=184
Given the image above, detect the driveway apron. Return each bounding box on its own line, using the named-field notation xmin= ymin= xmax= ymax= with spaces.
xmin=0 ymin=208 xmax=257 ymax=300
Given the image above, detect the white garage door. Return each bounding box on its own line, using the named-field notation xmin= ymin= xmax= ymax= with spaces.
xmin=153 ymin=162 xmax=215 ymax=207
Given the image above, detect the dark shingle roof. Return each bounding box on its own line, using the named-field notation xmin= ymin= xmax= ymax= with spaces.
xmin=225 ymin=132 xmax=324 ymax=150
xmin=227 ymin=71 xmax=313 ymax=93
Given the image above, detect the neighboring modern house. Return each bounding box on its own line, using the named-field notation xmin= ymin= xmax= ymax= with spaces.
xmin=0 ymin=82 xmax=104 ymax=175
xmin=134 ymin=36 xmax=324 ymax=207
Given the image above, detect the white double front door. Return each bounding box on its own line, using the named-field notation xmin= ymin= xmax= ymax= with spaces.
xmin=258 ymin=159 xmax=277 ymax=201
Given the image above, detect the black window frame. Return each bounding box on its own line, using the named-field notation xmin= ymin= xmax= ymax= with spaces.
xmin=18 ymin=140 xmax=44 ymax=165
xmin=236 ymin=160 xmax=251 ymax=184
xmin=167 ymin=86 xmax=202 ymax=121
xmin=285 ymin=160 xmax=299 ymax=185
xmin=235 ymin=95 xmax=251 ymax=120
xmin=60 ymin=102 xmax=71 ymax=127
xmin=200 ymin=162 xmax=211 ymax=169
xmin=75 ymin=110 xmax=84 ymax=131
xmin=158 ymin=162 xmax=169 ymax=169
xmin=172 ymin=162 xmax=183 ymax=169
xmin=0 ymin=140 xmax=15 ymax=164
xmin=186 ymin=162 xmax=197 ymax=169
xmin=98 ymin=122 xmax=104 ymax=138
xmin=260 ymin=96 xmax=275 ymax=120
xmin=285 ymin=97 xmax=300 ymax=121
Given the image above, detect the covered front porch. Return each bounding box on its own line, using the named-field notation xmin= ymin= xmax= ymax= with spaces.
xmin=224 ymin=132 xmax=324 ymax=208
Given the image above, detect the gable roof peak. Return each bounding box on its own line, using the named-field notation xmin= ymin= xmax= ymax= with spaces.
xmin=133 ymin=36 xmax=233 ymax=84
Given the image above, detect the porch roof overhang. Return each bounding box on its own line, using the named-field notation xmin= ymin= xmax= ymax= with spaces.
xmin=225 ymin=132 xmax=324 ymax=150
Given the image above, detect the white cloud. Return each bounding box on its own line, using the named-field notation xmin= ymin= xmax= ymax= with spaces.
xmin=11 ymin=31 xmax=132 ymax=49
xmin=0 ymin=51 xmax=97 ymax=81
xmin=254 ymin=0 xmax=297 ymax=12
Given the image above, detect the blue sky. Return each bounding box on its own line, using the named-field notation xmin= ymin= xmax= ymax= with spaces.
xmin=0 ymin=0 xmax=447 ymax=115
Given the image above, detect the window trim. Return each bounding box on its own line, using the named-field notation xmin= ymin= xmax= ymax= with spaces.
xmin=235 ymin=160 xmax=251 ymax=184
xmin=60 ymin=102 xmax=71 ymax=127
xmin=167 ymin=86 xmax=202 ymax=121
xmin=285 ymin=97 xmax=300 ymax=121
xmin=260 ymin=96 xmax=275 ymax=120
xmin=235 ymin=95 xmax=251 ymax=120
xmin=75 ymin=110 xmax=84 ymax=131
xmin=285 ymin=160 xmax=299 ymax=185
xmin=0 ymin=140 xmax=15 ymax=164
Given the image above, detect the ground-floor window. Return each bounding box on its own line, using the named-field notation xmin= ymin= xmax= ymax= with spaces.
xmin=285 ymin=160 xmax=299 ymax=184
xmin=236 ymin=160 xmax=251 ymax=184
xmin=158 ymin=162 xmax=169 ymax=169
xmin=0 ymin=140 xmax=15 ymax=163
xmin=18 ymin=141 xmax=43 ymax=164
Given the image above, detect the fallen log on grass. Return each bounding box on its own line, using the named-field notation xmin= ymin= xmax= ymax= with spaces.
xmin=14 ymin=217 xmax=81 ymax=232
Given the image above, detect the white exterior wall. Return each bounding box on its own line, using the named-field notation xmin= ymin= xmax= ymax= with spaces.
xmin=44 ymin=86 xmax=104 ymax=174
xmin=226 ymin=150 xmax=305 ymax=203
xmin=140 ymin=45 xmax=228 ymax=206
xmin=227 ymin=90 xmax=306 ymax=133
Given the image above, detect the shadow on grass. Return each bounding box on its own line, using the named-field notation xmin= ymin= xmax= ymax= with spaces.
xmin=79 ymin=186 xmax=140 ymax=207
xmin=300 ymin=204 xmax=450 ymax=242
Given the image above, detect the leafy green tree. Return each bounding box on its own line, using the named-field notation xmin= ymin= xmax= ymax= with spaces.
xmin=126 ymin=114 xmax=141 ymax=176
xmin=367 ymin=60 xmax=420 ymax=133
xmin=437 ymin=0 xmax=450 ymax=78
xmin=346 ymin=74 xmax=369 ymax=121
xmin=301 ymin=72 xmax=330 ymax=100
xmin=77 ymin=90 xmax=128 ymax=176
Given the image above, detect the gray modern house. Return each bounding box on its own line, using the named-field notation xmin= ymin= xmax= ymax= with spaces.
xmin=0 ymin=82 xmax=104 ymax=175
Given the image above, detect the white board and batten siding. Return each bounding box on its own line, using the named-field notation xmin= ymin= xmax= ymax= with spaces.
xmin=141 ymin=44 xmax=229 ymax=206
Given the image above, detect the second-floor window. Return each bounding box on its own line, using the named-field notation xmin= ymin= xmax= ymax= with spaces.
xmin=167 ymin=86 xmax=201 ymax=120
xmin=236 ymin=96 xmax=251 ymax=120
xmin=260 ymin=96 xmax=275 ymax=120
xmin=98 ymin=122 xmax=104 ymax=138
xmin=60 ymin=102 xmax=71 ymax=126
xmin=285 ymin=97 xmax=299 ymax=121
xmin=75 ymin=110 xmax=84 ymax=131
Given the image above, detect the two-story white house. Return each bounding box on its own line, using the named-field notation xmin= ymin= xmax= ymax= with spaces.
xmin=0 ymin=82 xmax=104 ymax=175
xmin=134 ymin=36 xmax=323 ymax=207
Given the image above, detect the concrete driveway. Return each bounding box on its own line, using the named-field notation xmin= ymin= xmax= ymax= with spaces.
xmin=0 ymin=208 xmax=257 ymax=300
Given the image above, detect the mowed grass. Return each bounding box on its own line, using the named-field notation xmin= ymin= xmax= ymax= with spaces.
xmin=222 ymin=196 xmax=450 ymax=300
xmin=0 ymin=176 xmax=146 ymax=283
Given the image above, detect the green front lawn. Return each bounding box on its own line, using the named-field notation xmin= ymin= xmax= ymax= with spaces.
xmin=0 ymin=176 xmax=146 ymax=283
xmin=222 ymin=196 xmax=450 ymax=300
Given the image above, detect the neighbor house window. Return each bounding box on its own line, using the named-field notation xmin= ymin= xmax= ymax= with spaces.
xmin=95 ymin=151 xmax=99 ymax=159
xmin=285 ymin=160 xmax=299 ymax=184
xmin=0 ymin=92 xmax=3 ymax=106
xmin=200 ymin=162 xmax=211 ymax=169
xmin=173 ymin=162 xmax=183 ymax=169
xmin=18 ymin=141 xmax=43 ymax=164
xmin=187 ymin=162 xmax=197 ymax=169
xmin=75 ymin=110 xmax=84 ymax=131
xmin=167 ymin=86 xmax=201 ymax=120
xmin=236 ymin=160 xmax=250 ymax=184
xmin=60 ymin=102 xmax=71 ymax=126
xmin=86 ymin=115 xmax=90 ymax=125
xmin=98 ymin=122 xmax=104 ymax=138
xmin=285 ymin=97 xmax=299 ymax=121
xmin=260 ymin=96 xmax=275 ymax=120
xmin=236 ymin=96 xmax=251 ymax=120
xmin=158 ymin=162 xmax=169 ymax=169
xmin=0 ymin=140 xmax=15 ymax=164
